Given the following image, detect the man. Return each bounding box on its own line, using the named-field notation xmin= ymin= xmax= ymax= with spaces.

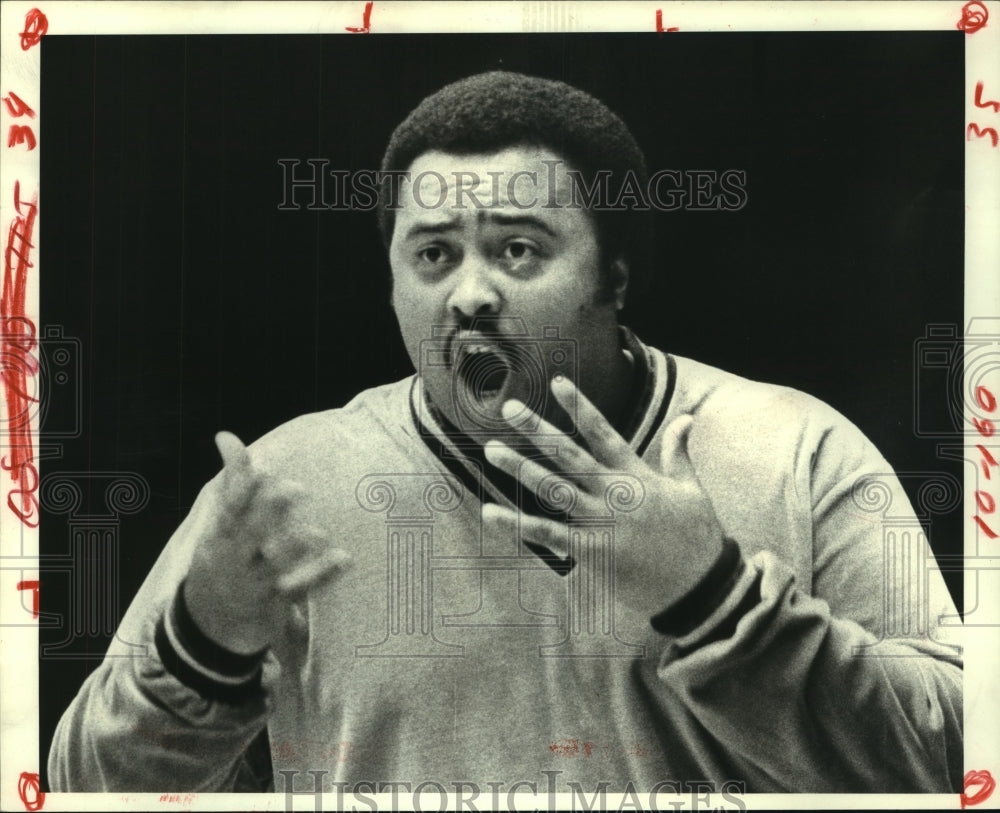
xmin=49 ymin=71 xmax=962 ymax=794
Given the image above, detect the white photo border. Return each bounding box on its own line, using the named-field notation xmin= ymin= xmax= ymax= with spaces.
xmin=1 ymin=1 xmax=997 ymax=810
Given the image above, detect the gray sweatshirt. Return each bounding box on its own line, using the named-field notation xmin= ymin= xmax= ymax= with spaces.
xmin=48 ymin=338 xmax=963 ymax=794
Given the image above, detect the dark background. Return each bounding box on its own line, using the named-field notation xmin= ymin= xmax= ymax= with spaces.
xmin=38 ymin=32 xmax=964 ymax=781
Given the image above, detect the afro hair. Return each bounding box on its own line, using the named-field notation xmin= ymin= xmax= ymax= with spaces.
xmin=377 ymin=71 xmax=652 ymax=302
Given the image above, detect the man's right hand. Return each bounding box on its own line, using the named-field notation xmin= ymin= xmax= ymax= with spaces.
xmin=182 ymin=431 xmax=350 ymax=655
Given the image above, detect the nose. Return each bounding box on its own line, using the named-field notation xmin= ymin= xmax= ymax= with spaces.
xmin=446 ymin=259 xmax=502 ymax=321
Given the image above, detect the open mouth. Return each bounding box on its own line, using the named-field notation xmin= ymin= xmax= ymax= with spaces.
xmin=455 ymin=343 xmax=512 ymax=406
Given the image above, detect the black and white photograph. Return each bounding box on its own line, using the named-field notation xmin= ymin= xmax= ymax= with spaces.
xmin=1 ymin=2 xmax=998 ymax=810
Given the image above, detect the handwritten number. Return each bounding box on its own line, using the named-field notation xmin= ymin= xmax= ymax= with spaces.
xmin=978 ymin=445 xmax=998 ymax=479
xmin=976 ymin=386 xmax=997 ymax=412
xmin=973 ymin=417 xmax=995 ymax=437
xmin=2 ymin=92 xmax=35 ymax=119
xmin=967 ymin=123 xmax=1000 ymax=147
xmin=972 ymin=515 xmax=999 ymax=539
xmin=974 ymin=82 xmax=1000 ymax=113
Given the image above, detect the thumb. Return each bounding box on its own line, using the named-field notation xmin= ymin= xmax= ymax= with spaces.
xmin=213 ymin=430 xmax=261 ymax=520
xmin=215 ymin=430 xmax=251 ymax=471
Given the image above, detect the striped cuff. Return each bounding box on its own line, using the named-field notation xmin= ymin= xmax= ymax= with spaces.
xmin=650 ymin=538 xmax=758 ymax=638
xmin=154 ymin=579 xmax=268 ymax=706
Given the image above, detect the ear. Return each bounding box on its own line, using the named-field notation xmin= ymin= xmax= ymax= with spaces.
xmin=610 ymin=257 xmax=630 ymax=311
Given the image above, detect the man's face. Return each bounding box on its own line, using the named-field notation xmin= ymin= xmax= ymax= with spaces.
xmin=389 ymin=146 xmax=624 ymax=437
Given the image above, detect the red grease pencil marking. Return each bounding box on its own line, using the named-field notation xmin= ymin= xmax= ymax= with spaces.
xmin=346 ymin=2 xmax=373 ymax=33
xmin=978 ymin=385 xmax=998 ymax=413
xmin=973 ymin=417 xmax=996 ymax=437
xmin=957 ymin=1 xmax=989 ymax=32
xmin=975 ymin=81 xmax=1000 ymax=112
xmin=973 ymin=387 xmax=999 ymax=538
xmin=549 ymin=738 xmax=645 ymax=758
xmin=1 ymin=183 xmax=40 ymax=527
xmin=549 ymin=738 xmax=582 ymax=757
xmin=19 ymin=8 xmax=48 ymax=50
xmin=975 ymin=490 xmax=996 ymax=513
xmin=973 ymin=515 xmax=999 ymax=539
xmin=16 ymin=580 xmax=39 ymax=618
xmin=976 ymin=444 xmax=997 ymax=479
xmin=968 ymin=122 xmax=1000 ymax=147
xmin=6 ymin=125 xmax=36 ymax=151
xmin=655 ymin=9 xmax=679 ymax=34
xmin=17 ymin=772 xmax=45 ymax=811
xmin=2 ymin=90 xmax=36 ymax=150
xmin=2 ymin=92 xmax=36 ymax=119
xmin=962 ymin=770 xmax=996 ymax=807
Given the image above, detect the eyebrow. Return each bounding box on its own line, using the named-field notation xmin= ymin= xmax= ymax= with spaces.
xmin=402 ymin=217 xmax=462 ymax=241
xmin=478 ymin=211 xmax=557 ymax=236
xmin=401 ymin=211 xmax=558 ymax=242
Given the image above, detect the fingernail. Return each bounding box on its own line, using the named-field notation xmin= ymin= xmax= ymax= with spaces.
xmin=501 ymin=399 xmax=524 ymax=420
xmin=482 ymin=503 xmax=508 ymax=522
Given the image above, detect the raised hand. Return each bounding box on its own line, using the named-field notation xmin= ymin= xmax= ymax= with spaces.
xmin=183 ymin=431 xmax=349 ymax=654
xmin=482 ymin=375 xmax=725 ymax=622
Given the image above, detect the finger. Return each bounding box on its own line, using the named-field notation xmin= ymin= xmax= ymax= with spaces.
xmin=258 ymin=522 xmax=327 ymax=564
xmin=549 ymin=376 xmax=633 ymax=466
xmin=499 ymin=399 xmax=603 ymax=476
xmin=277 ymin=547 xmax=351 ymax=595
xmin=214 ymin=431 xmax=262 ymax=508
xmin=215 ymin=431 xmax=251 ymax=471
xmin=482 ymin=502 xmax=570 ymax=558
xmin=660 ymin=413 xmax=695 ymax=479
xmin=283 ymin=601 xmax=309 ymax=640
xmin=255 ymin=479 xmax=306 ymax=513
xmin=484 ymin=439 xmax=592 ymax=507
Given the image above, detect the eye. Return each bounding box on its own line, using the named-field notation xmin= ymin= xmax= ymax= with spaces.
xmin=501 ymin=241 xmax=538 ymax=262
xmin=417 ymin=244 xmax=452 ymax=265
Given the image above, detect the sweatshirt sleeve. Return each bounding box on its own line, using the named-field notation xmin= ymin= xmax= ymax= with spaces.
xmin=648 ymin=395 xmax=963 ymax=792
xmin=47 ymin=481 xmax=272 ymax=792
